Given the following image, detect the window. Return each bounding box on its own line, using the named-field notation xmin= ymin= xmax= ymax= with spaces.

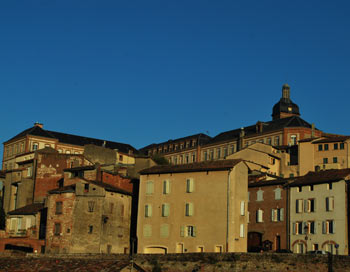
xmin=306 ymin=199 xmax=315 ymax=212
xmin=308 ymin=221 xmax=316 ymax=234
xmin=162 ymin=204 xmax=170 ymax=217
xmin=297 ymin=186 xmax=302 ymax=192
xmin=327 ymin=183 xmax=333 ymax=190
xmin=271 ymin=208 xmax=284 ymax=222
xmin=230 ymin=145 xmax=234 ymax=154
xmin=32 ymin=143 xmax=38 ymax=151
xmin=326 ymin=197 xmax=334 ymax=211
xmin=185 ymin=203 xmax=194 ymax=216
xmin=146 ymin=181 xmax=154 ymax=195
xmin=191 ymin=152 xmax=196 ymax=162
xmin=143 ymin=225 xmax=152 ymax=237
xmin=297 ymin=243 xmax=304 ymax=253
xmin=323 ymin=158 xmax=328 ymax=164
xmin=186 ymin=178 xmax=194 ymax=193
xmin=274 ymin=136 xmax=280 ymax=146
xmin=240 ymin=201 xmax=245 ymax=216
xmin=88 ymin=225 xmax=93 ymax=234
xmin=27 ymin=166 xmax=33 ymax=177
xmin=217 ymin=148 xmax=221 ymax=159
xmin=88 ymin=201 xmax=95 ymax=212
xmin=274 ymin=188 xmax=282 ymax=200
xmin=224 ymin=147 xmax=228 ymax=157
xmin=296 ymin=199 xmax=303 ymax=213
xmin=256 ymin=209 xmax=264 ymax=223
xmin=240 ymin=224 xmax=245 ymax=238
xmin=54 ymin=223 xmax=61 ymax=236
xmin=210 ymin=150 xmax=214 ymax=160
xmin=318 ymin=144 xmax=323 ymax=151
xmin=55 ymin=202 xmax=63 ymax=214
xmin=327 ymin=244 xmax=334 ymax=254
xmin=309 ymin=185 xmax=314 ymax=191
xmin=185 ymin=154 xmax=189 ymax=163
xmin=340 ymin=143 xmax=345 ymax=149
xmin=334 ymin=143 xmax=338 ymax=150
xmin=323 ymin=220 xmax=335 ymax=234
xmin=145 ymin=204 xmax=152 ymax=217
xmin=84 ymin=184 xmax=89 ymax=192
xmin=163 ymin=180 xmax=170 ymax=194
xmin=293 ymin=221 xmax=304 ymax=235
xmin=267 ymin=138 xmax=272 ymax=145
xmin=186 ymin=226 xmax=196 ymax=237
xmin=160 ymin=224 xmax=169 ymax=237
xmin=257 ymin=189 xmax=264 ymax=201
xmin=204 ymin=151 xmax=208 ymax=161
xmin=324 ymin=144 xmax=329 ymax=151
xmin=290 ymin=135 xmax=297 ymax=145
xmin=333 ymin=157 xmax=338 ymax=163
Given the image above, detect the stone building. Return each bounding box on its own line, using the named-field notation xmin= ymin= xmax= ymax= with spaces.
xmin=288 ymin=169 xmax=350 ymax=255
xmin=2 ymin=122 xmax=137 ymax=171
xmin=46 ymin=179 xmax=132 ymax=254
xmin=137 ymin=159 xmax=248 ymax=254
xmin=140 ymin=84 xmax=323 ymax=169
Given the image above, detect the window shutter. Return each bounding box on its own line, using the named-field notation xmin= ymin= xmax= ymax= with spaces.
xmin=256 ymin=210 xmax=259 ymax=222
xmin=322 ymin=221 xmax=326 ymax=234
xmin=304 ymin=200 xmax=308 ymax=212
xmin=271 ymin=209 xmax=275 ymax=222
xmin=240 ymin=201 xmax=245 ymax=216
xmin=333 ymin=221 xmax=336 ymax=234
xmin=180 ymin=226 xmax=185 ymax=237
xmin=193 ymin=226 xmax=197 ymax=237
xmin=240 ymin=224 xmax=244 ymax=237
xmin=326 ymin=197 xmax=329 ymax=211
xmin=280 ymin=208 xmax=284 ymax=221
xmin=313 ymin=199 xmax=316 ymax=212
xmin=303 ymin=222 xmax=307 ymax=234
xmin=189 ymin=203 xmax=193 ymax=216
xmin=331 ymin=197 xmax=334 ymax=210
xmin=314 ymin=221 xmax=317 ymax=234
xmin=292 ymin=223 xmax=296 ymax=235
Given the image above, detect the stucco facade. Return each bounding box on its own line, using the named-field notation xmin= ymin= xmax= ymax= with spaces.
xmin=289 ymin=169 xmax=350 ymax=255
xmin=137 ymin=160 xmax=248 ymax=254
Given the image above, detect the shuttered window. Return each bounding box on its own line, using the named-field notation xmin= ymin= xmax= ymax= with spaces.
xmin=145 ymin=204 xmax=152 ymax=217
xmin=185 ymin=203 xmax=194 ymax=216
xmin=162 ymin=204 xmax=170 ymax=217
xmin=163 ymin=180 xmax=170 ymax=194
xmin=146 ymin=181 xmax=154 ymax=195
xmin=186 ymin=178 xmax=194 ymax=193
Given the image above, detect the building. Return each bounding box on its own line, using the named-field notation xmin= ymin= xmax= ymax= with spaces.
xmin=0 ymin=203 xmax=46 ymax=253
xmin=288 ymin=169 xmax=350 ymax=255
xmin=140 ymin=84 xmax=322 ymax=169
xmin=299 ymin=135 xmax=350 ymax=175
xmin=46 ymin=179 xmax=132 ymax=254
xmin=2 ymin=122 xmax=137 ymax=171
xmin=247 ymin=176 xmax=290 ymax=252
xmin=137 ymin=159 xmax=248 ymax=254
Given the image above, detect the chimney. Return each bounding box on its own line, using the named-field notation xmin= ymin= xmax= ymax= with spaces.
xmin=34 ymin=122 xmax=43 ymax=129
xmin=239 ymin=128 xmax=245 ymax=151
xmin=311 ymin=123 xmax=315 ymax=138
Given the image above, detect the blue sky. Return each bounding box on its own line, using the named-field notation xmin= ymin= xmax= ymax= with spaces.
xmin=1 ymin=1 xmax=349 ymax=163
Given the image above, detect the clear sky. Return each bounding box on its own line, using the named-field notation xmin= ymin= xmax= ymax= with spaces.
xmin=1 ymin=1 xmax=349 ymax=162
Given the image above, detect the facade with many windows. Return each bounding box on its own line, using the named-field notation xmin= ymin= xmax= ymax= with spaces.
xmin=289 ymin=169 xmax=350 ymax=255
xmin=137 ymin=160 xmax=248 ymax=253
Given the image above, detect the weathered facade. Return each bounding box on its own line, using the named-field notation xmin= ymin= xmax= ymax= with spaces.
xmin=46 ymin=180 xmax=132 ymax=254
xmin=137 ymin=160 xmax=249 ymax=254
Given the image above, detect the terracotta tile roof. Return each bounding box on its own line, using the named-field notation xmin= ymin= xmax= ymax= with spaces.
xmin=289 ymin=169 xmax=350 ymax=187
xmin=86 ymin=180 xmax=132 ymax=196
xmin=140 ymin=159 xmax=243 ymax=174
xmin=249 ymin=177 xmax=291 ymax=188
xmin=312 ymin=136 xmax=350 ymax=144
xmin=7 ymin=203 xmax=44 ymax=215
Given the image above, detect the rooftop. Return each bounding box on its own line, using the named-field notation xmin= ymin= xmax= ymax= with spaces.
xmin=8 ymin=203 xmax=44 ymax=215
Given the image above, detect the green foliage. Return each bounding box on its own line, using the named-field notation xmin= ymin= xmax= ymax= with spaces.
xmin=152 ymin=154 xmax=170 ymax=165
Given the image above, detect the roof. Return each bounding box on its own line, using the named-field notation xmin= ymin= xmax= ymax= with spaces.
xmin=139 ymin=133 xmax=211 ymax=152
xmin=207 ymin=116 xmax=315 ymax=145
xmin=4 ymin=125 xmax=137 ymax=154
xmin=48 ymin=184 xmax=76 ymax=194
xmin=63 ymin=165 xmax=96 ymax=172
xmin=249 ymin=177 xmax=291 ymax=188
xmin=7 ymin=203 xmax=44 ymax=215
xmin=140 ymin=159 xmax=244 ymax=175
xmin=288 ymin=169 xmax=350 ymax=187
xmin=312 ymin=136 xmax=350 ymax=144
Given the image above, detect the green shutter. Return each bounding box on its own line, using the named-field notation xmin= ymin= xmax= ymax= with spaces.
xmin=180 ymin=226 xmax=185 ymax=237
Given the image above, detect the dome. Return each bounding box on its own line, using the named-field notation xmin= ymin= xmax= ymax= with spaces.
xmin=272 ymin=84 xmax=300 ymax=120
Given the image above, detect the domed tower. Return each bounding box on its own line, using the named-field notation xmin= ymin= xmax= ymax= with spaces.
xmin=272 ymin=84 xmax=300 ymax=120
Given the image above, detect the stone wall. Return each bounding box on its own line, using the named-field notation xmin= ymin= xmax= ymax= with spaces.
xmin=0 ymin=253 xmax=349 ymax=272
